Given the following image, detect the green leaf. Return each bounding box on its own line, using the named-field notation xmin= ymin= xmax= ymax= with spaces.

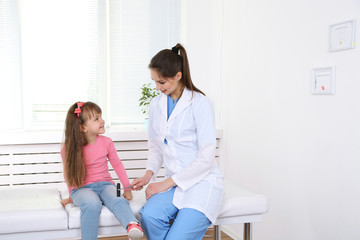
xmin=139 ymin=83 xmax=160 ymax=116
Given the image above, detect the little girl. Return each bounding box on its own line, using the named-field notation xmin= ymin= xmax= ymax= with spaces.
xmin=60 ymin=101 xmax=143 ymax=240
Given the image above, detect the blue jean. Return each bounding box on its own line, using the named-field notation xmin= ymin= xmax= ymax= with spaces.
xmin=71 ymin=181 xmax=138 ymax=240
xmin=140 ymin=187 xmax=211 ymax=240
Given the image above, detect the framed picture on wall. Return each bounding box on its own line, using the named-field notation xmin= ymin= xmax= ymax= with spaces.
xmin=329 ymin=19 xmax=356 ymax=52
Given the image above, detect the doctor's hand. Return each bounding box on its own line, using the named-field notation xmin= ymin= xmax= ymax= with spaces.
xmin=145 ymin=178 xmax=176 ymax=200
xmin=131 ymin=170 xmax=153 ymax=191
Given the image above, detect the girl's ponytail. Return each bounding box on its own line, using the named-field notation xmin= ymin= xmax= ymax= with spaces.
xmin=63 ymin=102 xmax=87 ymax=188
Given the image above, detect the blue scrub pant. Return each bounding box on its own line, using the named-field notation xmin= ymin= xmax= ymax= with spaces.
xmin=140 ymin=187 xmax=211 ymax=240
xmin=71 ymin=181 xmax=138 ymax=240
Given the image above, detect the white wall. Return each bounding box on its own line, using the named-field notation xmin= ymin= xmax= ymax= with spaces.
xmin=181 ymin=0 xmax=360 ymax=239
xmin=180 ymin=0 xmax=224 ymax=129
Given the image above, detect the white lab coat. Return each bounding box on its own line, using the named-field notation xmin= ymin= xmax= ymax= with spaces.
xmin=146 ymin=87 xmax=224 ymax=223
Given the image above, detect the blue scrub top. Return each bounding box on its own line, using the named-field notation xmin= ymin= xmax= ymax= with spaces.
xmin=165 ymin=95 xmax=179 ymax=144
xmin=167 ymin=94 xmax=179 ymax=119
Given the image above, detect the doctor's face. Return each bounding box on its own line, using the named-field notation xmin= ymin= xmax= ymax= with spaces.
xmin=151 ymin=69 xmax=182 ymax=97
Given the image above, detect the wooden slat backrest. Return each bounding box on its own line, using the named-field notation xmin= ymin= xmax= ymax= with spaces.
xmin=0 ymin=133 xmax=222 ymax=189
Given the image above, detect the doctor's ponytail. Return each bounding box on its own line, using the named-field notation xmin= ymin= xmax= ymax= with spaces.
xmin=149 ymin=43 xmax=205 ymax=96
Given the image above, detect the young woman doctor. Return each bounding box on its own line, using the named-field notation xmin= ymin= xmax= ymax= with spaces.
xmin=131 ymin=43 xmax=224 ymax=240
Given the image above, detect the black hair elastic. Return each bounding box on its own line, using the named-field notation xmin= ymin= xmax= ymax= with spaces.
xmin=171 ymin=46 xmax=179 ymax=55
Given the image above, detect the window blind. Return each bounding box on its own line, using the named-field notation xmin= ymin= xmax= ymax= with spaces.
xmin=0 ymin=0 xmax=22 ymax=130
xmin=0 ymin=0 xmax=179 ymax=131
xmin=108 ymin=0 xmax=180 ymax=126
xmin=20 ymin=0 xmax=104 ymax=129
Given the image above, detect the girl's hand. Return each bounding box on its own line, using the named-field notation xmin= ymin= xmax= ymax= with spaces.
xmin=61 ymin=197 xmax=73 ymax=207
xmin=122 ymin=191 xmax=133 ymax=201
xmin=131 ymin=170 xmax=153 ymax=191
xmin=145 ymin=178 xmax=176 ymax=200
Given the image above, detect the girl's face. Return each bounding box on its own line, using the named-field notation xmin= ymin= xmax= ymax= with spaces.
xmin=81 ymin=111 xmax=105 ymax=138
xmin=151 ymin=69 xmax=182 ymax=98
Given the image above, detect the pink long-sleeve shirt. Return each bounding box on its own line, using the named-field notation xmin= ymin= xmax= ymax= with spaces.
xmin=61 ymin=135 xmax=131 ymax=195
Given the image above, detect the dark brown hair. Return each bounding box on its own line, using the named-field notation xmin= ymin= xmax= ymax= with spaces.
xmin=149 ymin=43 xmax=205 ymax=95
xmin=63 ymin=101 xmax=102 ymax=188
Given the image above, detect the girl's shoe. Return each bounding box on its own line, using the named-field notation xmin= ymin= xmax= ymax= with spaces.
xmin=127 ymin=222 xmax=143 ymax=240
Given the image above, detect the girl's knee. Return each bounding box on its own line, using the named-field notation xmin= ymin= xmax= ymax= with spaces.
xmin=81 ymin=200 xmax=102 ymax=212
xmin=106 ymin=196 xmax=129 ymax=212
xmin=115 ymin=196 xmax=129 ymax=204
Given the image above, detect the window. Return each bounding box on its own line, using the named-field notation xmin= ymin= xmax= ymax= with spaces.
xmin=0 ymin=0 xmax=22 ymax=130
xmin=0 ymin=0 xmax=180 ymax=131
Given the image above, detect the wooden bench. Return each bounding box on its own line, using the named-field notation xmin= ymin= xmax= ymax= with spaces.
xmin=0 ymin=131 xmax=268 ymax=240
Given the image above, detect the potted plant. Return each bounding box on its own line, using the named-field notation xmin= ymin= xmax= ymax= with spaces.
xmin=139 ymin=83 xmax=159 ymax=129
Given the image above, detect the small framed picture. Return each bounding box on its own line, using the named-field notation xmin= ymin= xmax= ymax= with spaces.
xmin=312 ymin=66 xmax=336 ymax=95
xmin=329 ymin=19 xmax=356 ymax=52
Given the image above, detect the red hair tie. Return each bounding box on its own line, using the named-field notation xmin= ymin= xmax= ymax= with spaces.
xmin=74 ymin=102 xmax=84 ymax=117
